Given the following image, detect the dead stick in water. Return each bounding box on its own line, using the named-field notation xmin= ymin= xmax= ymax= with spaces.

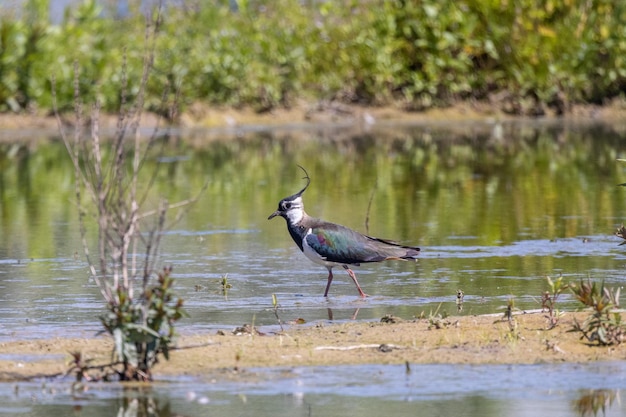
xmin=315 ymin=344 xmax=406 ymax=351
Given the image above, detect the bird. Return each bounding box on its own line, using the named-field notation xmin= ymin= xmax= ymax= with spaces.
xmin=268 ymin=166 xmax=420 ymax=298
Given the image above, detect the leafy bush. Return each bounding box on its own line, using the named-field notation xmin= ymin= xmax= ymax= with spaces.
xmin=569 ymin=279 xmax=624 ymax=346
xmin=100 ymin=266 xmax=186 ymax=381
xmin=3 ymin=0 xmax=626 ymax=115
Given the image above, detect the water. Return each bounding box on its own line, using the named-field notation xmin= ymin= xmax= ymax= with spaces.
xmin=2 ymin=120 xmax=626 ymax=415
xmin=2 ymin=362 xmax=625 ymax=416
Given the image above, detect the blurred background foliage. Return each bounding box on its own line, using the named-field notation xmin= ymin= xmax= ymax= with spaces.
xmin=1 ymin=0 xmax=626 ymax=116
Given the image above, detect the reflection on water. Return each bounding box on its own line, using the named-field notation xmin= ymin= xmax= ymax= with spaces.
xmin=2 ymin=120 xmax=626 ymax=414
xmin=574 ymin=390 xmax=620 ymax=417
xmin=1 ymin=362 xmax=625 ymax=416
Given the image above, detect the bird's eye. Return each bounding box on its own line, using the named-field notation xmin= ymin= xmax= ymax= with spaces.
xmin=283 ymin=202 xmax=292 ymax=210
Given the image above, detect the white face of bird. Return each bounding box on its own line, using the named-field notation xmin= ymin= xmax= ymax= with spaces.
xmin=268 ymin=195 xmax=305 ymax=225
xmin=282 ymin=196 xmax=305 ymax=224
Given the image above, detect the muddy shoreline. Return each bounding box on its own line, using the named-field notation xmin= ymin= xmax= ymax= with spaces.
xmin=0 ymin=310 xmax=622 ymax=382
xmin=2 ymin=100 xmax=626 ymax=143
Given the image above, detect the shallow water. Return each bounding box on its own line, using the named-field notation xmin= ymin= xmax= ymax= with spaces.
xmin=2 ymin=120 xmax=626 ymax=414
xmin=1 ymin=362 xmax=625 ymax=416
xmin=1 ymin=230 xmax=623 ymax=341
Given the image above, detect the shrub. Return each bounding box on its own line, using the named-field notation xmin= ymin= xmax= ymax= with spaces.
xmin=54 ymin=5 xmax=196 ymax=381
xmin=569 ymin=279 xmax=624 ymax=346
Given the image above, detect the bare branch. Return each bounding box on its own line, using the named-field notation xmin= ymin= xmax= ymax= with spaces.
xmin=58 ymin=1 xmax=193 ymax=381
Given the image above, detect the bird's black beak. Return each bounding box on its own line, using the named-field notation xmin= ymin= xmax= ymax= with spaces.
xmin=268 ymin=210 xmax=281 ymax=220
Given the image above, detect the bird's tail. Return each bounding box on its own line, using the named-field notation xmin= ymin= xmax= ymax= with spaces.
xmin=365 ymin=236 xmax=420 ymax=262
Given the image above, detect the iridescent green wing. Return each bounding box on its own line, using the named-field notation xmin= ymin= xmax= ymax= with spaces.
xmin=305 ymin=224 xmax=388 ymax=265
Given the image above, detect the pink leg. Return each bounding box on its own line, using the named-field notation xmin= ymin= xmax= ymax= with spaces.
xmin=343 ymin=265 xmax=367 ymax=298
xmin=323 ymin=267 xmax=334 ymax=297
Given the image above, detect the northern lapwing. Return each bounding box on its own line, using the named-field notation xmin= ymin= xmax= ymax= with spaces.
xmin=268 ymin=166 xmax=420 ymax=298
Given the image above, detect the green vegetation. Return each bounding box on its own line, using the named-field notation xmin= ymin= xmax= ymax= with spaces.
xmin=541 ymin=275 xmax=569 ymax=329
xmin=569 ymin=279 xmax=624 ymax=345
xmin=220 ymin=274 xmax=232 ymax=297
xmin=272 ymin=293 xmax=284 ymax=332
xmin=502 ymin=296 xmax=519 ymax=338
xmin=422 ymin=303 xmax=450 ymax=329
xmin=2 ymin=0 xmax=626 ymax=117
xmin=101 ymin=266 xmax=186 ymax=380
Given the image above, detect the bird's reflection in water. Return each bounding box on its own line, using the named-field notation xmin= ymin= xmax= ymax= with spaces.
xmin=326 ymin=307 xmax=360 ymax=321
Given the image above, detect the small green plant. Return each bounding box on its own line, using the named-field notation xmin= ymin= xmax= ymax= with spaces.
xmin=502 ymin=296 xmax=519 ymax=339
xmin=220 ymin=274 xmax=232 ymax=298
xmin=425 ymin=303 xmax=449 ymax=330
xmin=542 ymin=274 xmax=570 ymax=329
xmin=272 ymin=293 xmax=284 ymax=332
xmin=569 ymin=279 xmax=624 ymax=346
xmin=100 ymin=266 xmax=186 ymax=381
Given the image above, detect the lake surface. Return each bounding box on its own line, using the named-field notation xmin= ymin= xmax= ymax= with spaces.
xmin=2 ymin=362 xmax=626 ymax=416
xmin=1 ymin=119 xmax=626 ymax=415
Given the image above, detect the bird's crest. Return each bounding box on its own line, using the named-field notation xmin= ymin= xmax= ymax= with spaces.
xmin=295 ymin=165 xmax=311 ymax=197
